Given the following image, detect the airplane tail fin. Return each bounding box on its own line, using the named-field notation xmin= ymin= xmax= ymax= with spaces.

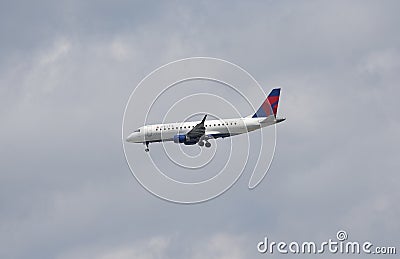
xmin=252 ymin=88 xmax=281 ymax=118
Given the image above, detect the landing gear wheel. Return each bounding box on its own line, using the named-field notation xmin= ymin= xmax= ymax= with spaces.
xmin=144 ymin=141 xmax=150 ymax=152
xmin=205 ymin=142 xmax=211 ymax=148
xmin=198 ymin=141 xmax=204 ymax=146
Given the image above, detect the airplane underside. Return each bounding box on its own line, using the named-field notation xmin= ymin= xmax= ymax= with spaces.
xmin=143 ymin=132 xmax=234 ymax=152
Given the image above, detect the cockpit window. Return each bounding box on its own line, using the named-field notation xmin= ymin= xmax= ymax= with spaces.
xmin=134 ymin=129 xmax=140 ymax=132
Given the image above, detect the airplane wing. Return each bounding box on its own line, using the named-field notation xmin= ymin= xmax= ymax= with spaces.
xmin=186 ymin=115 xmax=207 ymax=143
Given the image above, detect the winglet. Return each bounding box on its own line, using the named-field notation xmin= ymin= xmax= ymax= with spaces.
xmin=201 ymin=114 xmax=207 ymax=123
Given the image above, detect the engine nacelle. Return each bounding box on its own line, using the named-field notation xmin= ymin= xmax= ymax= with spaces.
xmin=173 ymin=134 xmax=198 ymax=145
xmin=173 ymin=134 xmax=188 ymax=143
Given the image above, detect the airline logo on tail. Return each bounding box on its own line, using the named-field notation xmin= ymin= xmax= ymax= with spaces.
xmin=252 ymin=88 xmax=281 ymax=118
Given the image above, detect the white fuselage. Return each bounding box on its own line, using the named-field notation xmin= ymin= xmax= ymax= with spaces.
xmin=126 ymin=116 xmax=283 ymax=144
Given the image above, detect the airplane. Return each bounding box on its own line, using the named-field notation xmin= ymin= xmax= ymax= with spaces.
xmin=126 ymin=88 xmax=285 ymax=152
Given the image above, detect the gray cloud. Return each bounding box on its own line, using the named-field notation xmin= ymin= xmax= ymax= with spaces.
xmin=1 ymin=1 xmax=399 ymax=258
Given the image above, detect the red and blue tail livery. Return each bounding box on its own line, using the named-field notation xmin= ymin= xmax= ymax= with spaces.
xmin=252 ymin=88 xmax=281 ymax=118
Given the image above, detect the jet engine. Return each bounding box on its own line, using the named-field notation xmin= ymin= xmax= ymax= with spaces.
xmin=173 ymin=134 xmax=187 ymax=143
xmin=173 ymin=134 xmax=197 ymax=145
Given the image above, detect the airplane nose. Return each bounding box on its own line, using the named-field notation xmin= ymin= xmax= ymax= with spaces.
xmin=126 ymin=132 xmax=143 ymax=143
xmin=126 ymin=133 xmax=135 ymax=142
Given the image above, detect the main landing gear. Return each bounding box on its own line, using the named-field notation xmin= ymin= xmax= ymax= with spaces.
xmin=144 ymin=141 xmax=149 ymax=152
xmin=198 ymin=140 xmax=211 ymax=148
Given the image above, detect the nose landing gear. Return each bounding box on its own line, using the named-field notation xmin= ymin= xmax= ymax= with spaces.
xmin=144 ymin=141 xmax=149 ymax=152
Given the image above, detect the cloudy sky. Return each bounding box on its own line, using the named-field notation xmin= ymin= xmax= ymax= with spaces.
xmin=1 ymin=1 xmax=399 ymax=258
